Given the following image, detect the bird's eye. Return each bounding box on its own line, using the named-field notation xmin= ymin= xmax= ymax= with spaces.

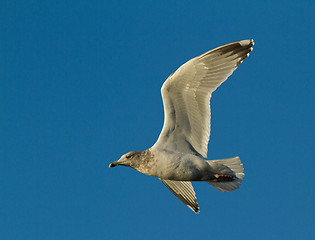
xmin=126 ymin=153 xmax=133 ymax=159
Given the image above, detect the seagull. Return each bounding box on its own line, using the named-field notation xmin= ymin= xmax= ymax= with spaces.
xmin=109 ymin=40 xmax=254 ymax=213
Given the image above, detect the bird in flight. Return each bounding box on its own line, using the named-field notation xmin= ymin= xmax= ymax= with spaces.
xmin=109 ymin=40 xmax=254 ymax=213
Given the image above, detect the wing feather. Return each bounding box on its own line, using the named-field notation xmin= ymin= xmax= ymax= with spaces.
xmin=152 ymin=40 xmax=254 ymax=157
xmin=160 ymin=179 xmax=199 ymax=213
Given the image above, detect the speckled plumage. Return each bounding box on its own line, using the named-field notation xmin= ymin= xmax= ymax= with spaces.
xmin=110 ymin=40 xmax=254 ymax=213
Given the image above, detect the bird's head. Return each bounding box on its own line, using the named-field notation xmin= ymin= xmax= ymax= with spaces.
xmin=109 ymin=151 xmax=141 ymax=168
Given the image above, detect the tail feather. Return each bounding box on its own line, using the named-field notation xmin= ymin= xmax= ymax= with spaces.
xmin=206 ymin=156 xmax=244 ymax=192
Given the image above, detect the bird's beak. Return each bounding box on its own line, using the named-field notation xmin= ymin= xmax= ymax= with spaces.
xmin=109 ymin=155 xmax=130 ymax=168
xmin=109 ymin=161 xmax=119 ymax=168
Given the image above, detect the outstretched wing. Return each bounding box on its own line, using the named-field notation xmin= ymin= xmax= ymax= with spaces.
xmin=152 ymin=40 xmax=254 ymax=158
xmin=160 ymin=179 xmax=199 ymax=213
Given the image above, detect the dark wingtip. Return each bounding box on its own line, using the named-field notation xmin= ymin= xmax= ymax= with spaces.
xmin=194 ymin=208 xmax=200 ymax=214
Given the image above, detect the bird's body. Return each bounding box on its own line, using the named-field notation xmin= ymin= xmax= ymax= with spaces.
xmin=109 ymin=40 xmax=254 ymax=213
xmin=132 ymin=149 xmax=214 ymax=181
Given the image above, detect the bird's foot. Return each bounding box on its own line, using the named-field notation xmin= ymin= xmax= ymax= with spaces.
xmin=213 ymin=174 xmax=235 ymax=182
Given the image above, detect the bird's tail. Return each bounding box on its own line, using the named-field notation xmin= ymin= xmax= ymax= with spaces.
xmin=206 ymin=156 xmax=244 ymax=192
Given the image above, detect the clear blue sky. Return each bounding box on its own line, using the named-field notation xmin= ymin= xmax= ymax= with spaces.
xmin=1 ymin=1 xmax=314 ymax=239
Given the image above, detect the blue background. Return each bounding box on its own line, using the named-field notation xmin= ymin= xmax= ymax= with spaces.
xmin=1 ymin=1 xmax=314 ymax=239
